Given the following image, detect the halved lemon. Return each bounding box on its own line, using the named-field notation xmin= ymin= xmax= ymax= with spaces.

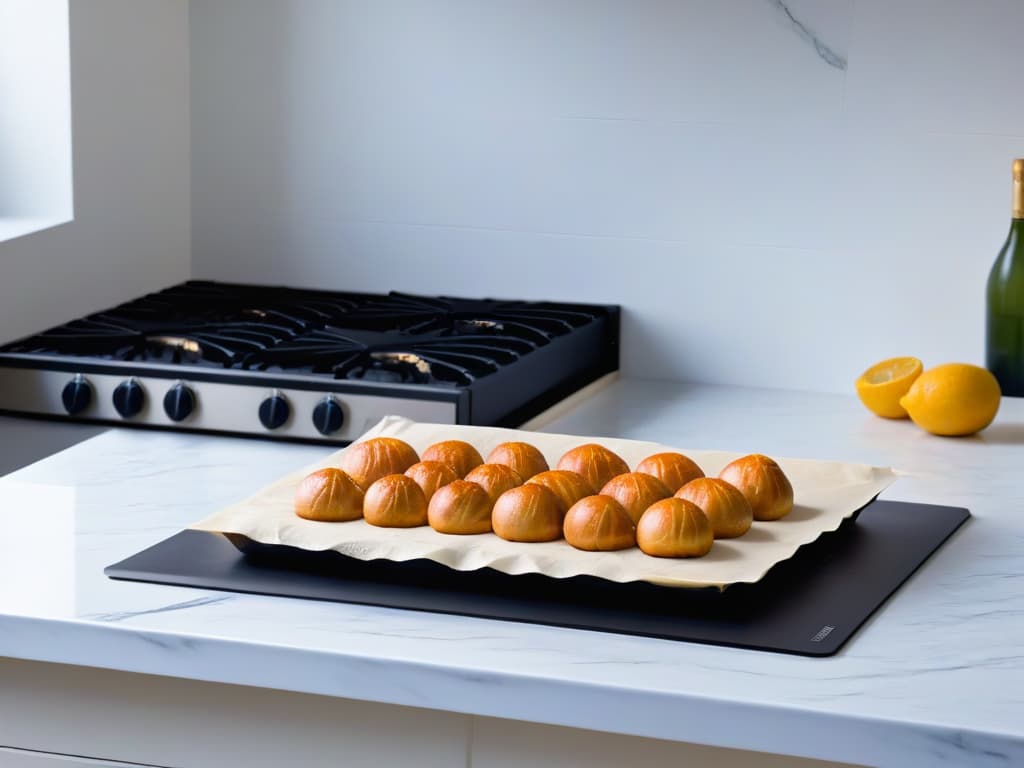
xmin=855 ymin=357 xmax=923 ymax=419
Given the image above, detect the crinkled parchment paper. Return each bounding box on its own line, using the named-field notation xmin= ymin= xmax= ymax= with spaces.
xmin=190 ymin=417 xmax=897 ymax=589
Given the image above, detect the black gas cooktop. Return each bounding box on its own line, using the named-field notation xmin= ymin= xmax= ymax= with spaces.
xmin=0 ymin=281 xmax=619 ymax=442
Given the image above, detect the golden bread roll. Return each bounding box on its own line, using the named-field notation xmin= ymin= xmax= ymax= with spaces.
xmin=421 ymin=440 xmax=484 ymax=478
xmin=718 ymin=454 xmax=794 ymax=521
xmin=636 ymin=498 xmax=713 ymax=558
xmin=404 ymin=460 xmax=458 ymax=503
xmin=556 ymin=444 xmax=629 ymax=491
xmin=491 ymin=484 xmax=563 ymax=542
xmin=485 ymin=441 xmax=549 ymax=481
xmin=563 ymin=495 xmax=636 ymax=551
xmin=526 ymin=469 xmax=594 ymax=515
xmin=294 ymin=468 xmax=364 ymax=522
xmin=464 ymin=463 xmax=522 ymax=505
xmin=427 ymin=479 xmax=493 ymax=534
xmin=599 ymin=472 xmax=672 ymax=524
xmin=339 ymin=437 xmax=419 ymax=490
xmin=363 ymin=474 xmax=428 ymax=528
xmin=635 ymin=452 xmax=705 ymax=493
xmin=675 ymin=477 xmax=753 ymax=538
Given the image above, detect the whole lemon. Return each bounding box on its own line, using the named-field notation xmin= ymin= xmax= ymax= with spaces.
xmin=899 ymin=363 xmax=1001 ymax=436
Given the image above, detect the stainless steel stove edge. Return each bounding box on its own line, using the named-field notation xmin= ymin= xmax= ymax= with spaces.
xmin=0 ymin=353 xmax=464 ymax=398
xmin=0 ymin=362 xmax=462 ymax=442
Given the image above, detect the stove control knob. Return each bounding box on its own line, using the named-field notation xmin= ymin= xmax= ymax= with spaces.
xmin=312 ymin=396 xmax=344 ymax=436
xmin=258 ymin=392 xmax=290 ymax=430
xmin=112 ymin=378 xmax=145 ymax=418
xmin=61 ymin=375 xmax=92 ymax=415
xmin=163 ymin=382 xmax=195 ymax=422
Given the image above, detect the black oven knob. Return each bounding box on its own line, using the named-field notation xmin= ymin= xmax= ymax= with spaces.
xmin=61 ymin=375 xmax=92 ymax=415
xmin=312 ymin=396 xmax=344 ymax=435
xmin=258 ymin=392 xmax=290 ymax=430
xmin=163 ymin=382 xmax=195 ymax=422
xmin=112 ymin=378 xmax=145 ymax=418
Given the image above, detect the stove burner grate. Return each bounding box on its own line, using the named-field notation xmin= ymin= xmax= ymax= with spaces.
xmin=243 ymin=328 xmax=537 ymax=385
xmin=1 ymin=282 xmax=609 ymax=385
xmin=331 ymin=292 xmax=599 ymax=345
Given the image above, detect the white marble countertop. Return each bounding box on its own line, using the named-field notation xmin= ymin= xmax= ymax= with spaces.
xmin=1 ymin=379 xmax=1022 ymax=767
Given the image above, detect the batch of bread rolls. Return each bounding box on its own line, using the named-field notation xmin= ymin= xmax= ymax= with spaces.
xmin=293 ymin=437 xmax=794 ymax=559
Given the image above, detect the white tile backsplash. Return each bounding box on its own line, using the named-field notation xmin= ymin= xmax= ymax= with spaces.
xmin=845 ymin=0 xmax=1024 ymax=134
xmin=190 ymin=0 xmax=1024 ymax=392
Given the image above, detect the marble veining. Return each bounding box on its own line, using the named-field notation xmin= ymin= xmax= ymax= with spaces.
xmin=770 ymin=0 xmax=847 ymax=70
xmin=88 ymin=595 xmax=236 ymax=623
xmin=1 ymin=380 xmax=1023 ymax=767
xmin=767 ymin=0 xmax=847 ymax=69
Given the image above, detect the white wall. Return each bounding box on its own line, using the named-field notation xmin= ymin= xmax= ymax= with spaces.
xmin=0 ymin=0 xmax=72 ymax=223
xmin=0 ymin=0 xmax=190 ymax=343
xmin=190 ymin=0 xmax=1024 ymax=392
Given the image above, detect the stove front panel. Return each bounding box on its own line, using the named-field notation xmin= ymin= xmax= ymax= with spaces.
xmin=0 ymin=365 xmax=458 ymax=442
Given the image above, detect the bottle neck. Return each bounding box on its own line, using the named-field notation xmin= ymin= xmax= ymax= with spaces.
xmin=1014 ymin=159 xmax=1023 ymax=219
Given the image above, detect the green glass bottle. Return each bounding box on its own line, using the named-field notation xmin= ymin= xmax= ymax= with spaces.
xmin=986 ymin=158 xmax=1024 ymax=396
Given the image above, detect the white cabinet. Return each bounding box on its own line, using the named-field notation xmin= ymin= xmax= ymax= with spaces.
xmin=1 ymin=659 xmax=861 ymax=768
xmin=469 ymin=717 xmax=861 ymax=768
xmin=0 ymin=658 xmax=469 ymax=768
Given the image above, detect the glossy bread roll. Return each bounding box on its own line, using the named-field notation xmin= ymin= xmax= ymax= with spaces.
xmin=718 ymin=454 xmax=794 ymax=521
xmin=421 ymin=440 xmax=484 ymax=478
xmin=339 ymin=437 xmax=420 ymax=490
xmin=563 ymin=495 xmax=636 ymax=551
xmin=427 ymin=479 xmax=493 ymax=534
xmin=404 ymin=460 xmax=458 ymax=503
xmin=485 ymin=441 xmax=549 ymax=481
xmin=635 ymin=452 xmax=705 ymax=493
xmin=464 ymin=463 xmax=522 ymax=505
xmin=294 ymin=468 xmax=364 ymax=522
xmin=363 ymin=474 xmax=428 ymax=528
xmin=556 ymin=444 xmax=630 ymax=492
xmin=675 ymin=477 xmax=752 ymax=538
xmin=526 ymin=469 xmax=594 ymax=515
xmin=491 ymin=484 xmax=563 ymax=542
xmin=636 ymin=498 xmax=713 ymax=558
xmin=599 ymin=472 xmax=672 ymax=524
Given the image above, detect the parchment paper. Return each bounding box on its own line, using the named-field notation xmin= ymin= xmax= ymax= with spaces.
xmin=190 ymin=416 xmax=898 ymax=589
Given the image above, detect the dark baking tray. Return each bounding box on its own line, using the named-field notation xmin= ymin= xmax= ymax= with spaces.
xmin=106 ymin=499 xmax=969 ymax=656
